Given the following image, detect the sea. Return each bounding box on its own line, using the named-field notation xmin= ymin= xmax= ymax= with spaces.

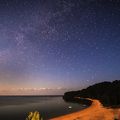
xmin=0 ymin=96 xmax=87 ymax=120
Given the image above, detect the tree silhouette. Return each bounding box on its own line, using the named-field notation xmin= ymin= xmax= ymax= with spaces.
xmin=63 ymin=80 xmax=120 ymax=107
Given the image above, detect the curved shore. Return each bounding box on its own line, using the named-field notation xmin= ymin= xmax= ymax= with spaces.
xmin=50 ymin=98 xmax=120 ymax=120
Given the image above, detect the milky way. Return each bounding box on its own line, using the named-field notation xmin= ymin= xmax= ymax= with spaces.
xmin=0 ymin=0 xmax=120 ymax=95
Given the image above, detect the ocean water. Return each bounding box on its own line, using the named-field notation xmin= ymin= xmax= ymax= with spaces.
xmin=0 ymin=96 xmax=87 ymax=120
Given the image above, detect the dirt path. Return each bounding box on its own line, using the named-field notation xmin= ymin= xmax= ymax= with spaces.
xmin=50 ymin=98 xmax=117 ymax=120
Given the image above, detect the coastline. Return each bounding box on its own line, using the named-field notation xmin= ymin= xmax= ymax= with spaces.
xmin=50 ymin=98 xmax=120 ymax=120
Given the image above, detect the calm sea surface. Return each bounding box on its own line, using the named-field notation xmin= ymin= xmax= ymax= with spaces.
xmin=0 ymin=96 xmax=87 ymax=120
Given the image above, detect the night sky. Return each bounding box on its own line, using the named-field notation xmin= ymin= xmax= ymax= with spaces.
xmin=0 ymin=0 xmax=120 ymax=95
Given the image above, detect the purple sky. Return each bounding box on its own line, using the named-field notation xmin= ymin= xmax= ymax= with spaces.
xmin=0 ymin=0 xmax=120 ymax=95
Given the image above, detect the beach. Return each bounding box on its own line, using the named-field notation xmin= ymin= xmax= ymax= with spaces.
xmin=51 ymin=98 xmax=120 ymax=120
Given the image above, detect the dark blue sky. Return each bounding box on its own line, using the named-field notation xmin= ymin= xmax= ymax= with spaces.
xmin=0 ymin=0 xmax=120 ymax=95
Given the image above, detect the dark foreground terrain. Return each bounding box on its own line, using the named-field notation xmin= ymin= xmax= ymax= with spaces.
xmin=63 ymin=80 xmax=120 ymax=107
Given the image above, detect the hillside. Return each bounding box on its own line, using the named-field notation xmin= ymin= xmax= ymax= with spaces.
xmin=63 ymin=80 xmax=120 ymax=107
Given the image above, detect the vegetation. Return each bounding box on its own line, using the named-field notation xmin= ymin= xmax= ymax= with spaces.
xmin=26 ymin=111 xmax=43 ymax=120
xmin=63 ymin=80 xmax=120 ymax=107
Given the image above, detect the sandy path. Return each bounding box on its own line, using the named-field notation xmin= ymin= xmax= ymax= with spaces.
xmin=50 ymin=98 xmax=116 ymax=120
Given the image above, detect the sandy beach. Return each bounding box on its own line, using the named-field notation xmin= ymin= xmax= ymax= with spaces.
xmin=51 ymin=98 xmax=120 ymax=120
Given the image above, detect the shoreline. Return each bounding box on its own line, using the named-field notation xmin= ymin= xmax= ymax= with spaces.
xmin=50 ymin=98 xmax=120 ymax=120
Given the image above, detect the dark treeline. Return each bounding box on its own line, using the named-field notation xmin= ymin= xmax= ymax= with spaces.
xmin=63 ymin=80 xmax=120 ymax=107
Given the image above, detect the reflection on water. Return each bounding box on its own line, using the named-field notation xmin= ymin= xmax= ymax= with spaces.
xmin=0 ymin=96 xmax=87 ymax=120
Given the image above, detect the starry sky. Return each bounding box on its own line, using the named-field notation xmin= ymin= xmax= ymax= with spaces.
xmin=0 ymin=0 xmax=120 ymax=95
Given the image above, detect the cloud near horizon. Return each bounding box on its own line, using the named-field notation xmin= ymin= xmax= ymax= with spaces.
xmin=0 ymin=87 xmax=68 ymax=95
